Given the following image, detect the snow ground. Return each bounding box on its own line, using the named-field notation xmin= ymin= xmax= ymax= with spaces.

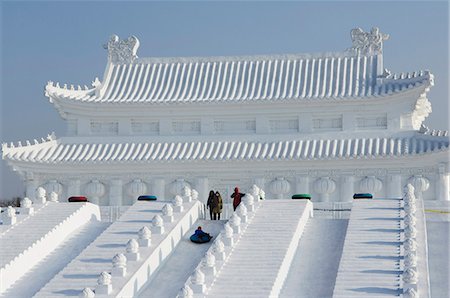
xmin=137 ymin=219 xmax=225 ymax=298
xmin=1 ymin=220 xmax=110 ymax=298
xmin=280 ymin=218 xmax=349 ymax=298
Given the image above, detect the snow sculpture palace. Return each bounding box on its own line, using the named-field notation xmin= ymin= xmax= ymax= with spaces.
xmin=2 ymin=27 xmax=449 ymax=205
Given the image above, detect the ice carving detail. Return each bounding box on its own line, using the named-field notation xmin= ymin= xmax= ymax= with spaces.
xmin=349 ymin=27 xmax=389 ymax=55
xmin=104 ymin=34 xmax=140 ymax=64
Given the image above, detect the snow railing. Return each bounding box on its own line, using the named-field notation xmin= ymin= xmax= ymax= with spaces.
xmin=79 ymin=188 xmax=202 ymax=298
xmin=177 ymin=186 xmax=263 ymax=297
xmin=0 ymin=202 xmax=100 ymax=294
xmin=401 ymin=184 xmax=431 ymax=298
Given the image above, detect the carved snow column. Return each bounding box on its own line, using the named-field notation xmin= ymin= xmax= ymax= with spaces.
xmin=3 ymin=206 xmax=17 ymax=225
xmin=270 ymin=177 xmax=291 ymax=200
xmin=408 ymin=175 xmax=430 ymax=200
xmin=222 ymin=222 xmax=234 ymax=246
xmin=387 ymin=173 xmax=402 ymax=198
xmin=49 ymin=191 xmax=59 ymax=202
xmin=229 ymin=213 xmax=242 ymax=234
xmin=190 ymin=268 xmax=206 ymax=294
xmin=67 ymin=179 xmax=81 ymax=198
xmin=314 ymin=177 xmax=336 ymax=202
xmin=236 ymin=204 xmax=248 ymax=223
xmin=177 ymin=285 xmax=194 ymax=298
xmin=295 ymin=176 xmax=309 ymax=195
xmin=151 ymin=214 xmax=165 ymax=234
xmin=182 ymin=186 xmax=192 ymax=203
xmin=79 ymin=288 xmax=95 ymax=298
xmin=339 ymin=176 xmax=354 ymax=202
xmin=127 ymin=179 xmax=147 ymax=204
xmin=173 ymin=195 xmax=184 ymax=213
xmin=436 ymin=164 xmax=450 ymax=201
xmin=36 ymin=186 xmax=46 ymax=204
xmin=21 ymin=197 xmax=34 ymax=215
xmin=44 ymin=180 xmax=63 ymax=201
xmin=152 ymin=178 xmax=165 ymax=200
xmin=203 ymin=251 xmax=217 ymax=277
xmin=109 ymin=179 xmax=123 ymax=206
xmin=95 ymin=271 xmax=112 ymax=295
xmin=85 ymin=180 xmax=105 ymax=205
xmin=212 ymin=238 xmax=226 ymax=261
xmin=194 ymin=177 xmax=209 ymax=204
xmin=359 ymin=176 xmax=382 ymax=196
xmin=162 ymin=204 xmax=174 ymax=223
xmin=138 ymin=226 xmax=152 ymax=247
xmin=111 ymin=253 xmax=127 ymax=277
xmin=126 ymin=239 xmax=140 ymax=261
xmin=25 ymin=176 xmax=38 ymax=202
xmin=243 ymin=194 xmax=255 ymax=212
xmin=170 ymin=179 xmax=190 ymax=196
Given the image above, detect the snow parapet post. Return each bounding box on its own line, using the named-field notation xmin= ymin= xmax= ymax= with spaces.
xmin=78 ymin=287 xmax=95 ymax=298
xmin=177 ymin=285 xmax=194 ymax=298
xmin=126 ymin=239 xmax=140 ymax=261
xmin=95 ymin=271 xmax=112 ymax=295
xmin=112 ymin=253 xmax=127 ymax=277
xmin=243 ymin=193 xmax=255 ymax=212
xmin=182 ymin=186 xmax=192 ymax=203
xmin=229 ymin=213 xmax=242 ymax=234
xmin=162 ymin=204 xmax=174 ymax=223
xmin=151 ymin=214 xmax=165 ymax=234
xmin=138 ymin=226 xmax=151 ymax=247
xmin=2 ymin=206 xmax=17 ymax=225
xmin=49 ymin=191 xmax=59 ymax=202
xmin=222 ymin=222 xmax=234 ymax=247
xmin=236 ymin=203 xmax=248 ymax=223
xmin=20 ymin=197 xmax=34 ymax=215
xmin=202 ymin=251 xmax=217 ymax=277
xmin=172 ymin=195 xmax=184 ymax=213
xmin=212 ymin=238 xmax=226 ymax=261
xmin=36 ymin=187 xmax=46 ymax=204
xmin=190 ymin=268 xmax=206 ymax=294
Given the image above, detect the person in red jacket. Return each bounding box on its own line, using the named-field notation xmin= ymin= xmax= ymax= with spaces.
xmin=231 ymin=187 xmax=246 ymax=211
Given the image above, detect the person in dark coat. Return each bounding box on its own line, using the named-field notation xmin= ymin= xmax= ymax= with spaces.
xmin=206 ymin=190 xmax=215 ymax=220
xmin=231 ymin=187 xmax=245 ymax=211
xmin=212 ymin=191 xmax=223 ymax=220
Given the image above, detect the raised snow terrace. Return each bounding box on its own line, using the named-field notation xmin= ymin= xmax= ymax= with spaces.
xmin=0 ymin=202 xmax=100 ymax=293
xmin=34 ymin=199 xmax=202 ymax=297
xmin=333 ymin=198 xmax=404 ymax=297
xmin=198 ymin=200 xmax=313 ymax=298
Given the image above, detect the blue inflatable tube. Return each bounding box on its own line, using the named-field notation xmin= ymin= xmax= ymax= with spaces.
xmin=190 ymin=234 xmax=213 ymax=244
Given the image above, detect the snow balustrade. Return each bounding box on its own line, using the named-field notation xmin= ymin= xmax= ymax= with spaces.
xmin=78 ymin=186 xmax=203 ymax=297
xmin=177 ymin=185 xmax=263 ymax=297
xmin=401 ymin=184 xmax=431 ymax=298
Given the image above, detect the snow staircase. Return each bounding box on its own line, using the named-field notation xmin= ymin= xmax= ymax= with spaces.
xmin=34 ymin=199 xmax=202 ymax=297
xmin=332 ymin=198 xmax=403 ymax=297
xmin=206 ymin=200 xmax=313 ymax=298
xmin=0 ymin=202 xmax=100 ymax=294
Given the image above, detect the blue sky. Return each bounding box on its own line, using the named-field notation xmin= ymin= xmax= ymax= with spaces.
xmin=1 ymin=1 xmax=448 ymax=199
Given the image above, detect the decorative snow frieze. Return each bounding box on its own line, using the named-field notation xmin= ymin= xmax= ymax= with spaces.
xmin=79 ymin=287 xmax=95 ymax=298
xmin=229 ymin=213 xmax=242 ymax=234
xmin=403 ymin=287 xmax=419 ymax=298
xmin=151 ymin=214 xmax=165 ymax=234
xmin=408 ymin=175 xmax=430 ymax=200
xmin=177 ymin=285 xmax=194 ymax=298
xmin=182 ymin=186 xmax=192 ymax=203
xmin=112 ymin=253 xmax=127 ymax=277
xmin=126 ymin=239 xmax=140 ymax=261
xmin=172 ymin=195 xmax=184 ymax=213
xmin=404 ymin=214 xmax=417 ymax=227
xmin=21 ymin=197 xmax=34 ymax=215
xmin=169 ymin=179 xmax=190 ymax=196
xmin=222 ymin=223 xmax=234 ymax=246
xmin=359 ymin=176 xmax=382 ymax=194
xmin=403 ymin=267 xmax=419 ymax=292
xmin=404 ymin=225 xmax=417 ymax=239
xmin=190 ymin=268 xmax=206 ymax=294
xmin=404 ymin=251 xmax=418 ymax=269
xmin=104 ymin=34 xmax=140 ymax=64
xmin=49 ymin=191 xmax=59 ymax=202
xmin=3 ymin=206 xmax=17 ymax=225
xmin=212 ymin=238 xmax=226 ymax=261
xmin=138 ymin=226 xmax=152 ymax=247
xmin=243 ymin=193 xmax=255 ymax=212
xmin=269 ymin=177 xmax=291 ymax=200
xmin=314 ymin=177 xmax=336 ymax=202
xmin=95 ymin=271 xmax=112 ymax=295
xmin=127 ymin=179 xmax=147 ymax=201
xmin=36 ymin=186 xmax=46 ymax=204
xmin=236 ymin=204 xmax=248 ymax=223
xmin=404 ymin=201 xmax=417 ymax=215
xmin=85 ymin=180 xmax=105 ymax=205
xmin=202 ymin=251 xmax=217 ymax=276
xmin=349 ymin=27 xmax=389 ymax=55
xmin=162 ymin=204 xmax=174 ymax=223
xmin=404 ymin=238 xmax=417 ymax=254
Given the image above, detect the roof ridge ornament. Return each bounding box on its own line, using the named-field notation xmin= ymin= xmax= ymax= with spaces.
xmin=104 ymin=34 xmax=140 ymax=64
xmin=349 ymin=27 xmax=389 ymax=55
